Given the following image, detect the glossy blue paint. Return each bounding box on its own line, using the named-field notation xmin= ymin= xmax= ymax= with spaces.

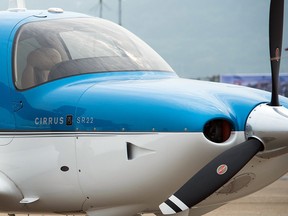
xmin=0 ymin=9 xmax=287 ymax=133
xmin=11 ymin=71 xmax=277 ymax=132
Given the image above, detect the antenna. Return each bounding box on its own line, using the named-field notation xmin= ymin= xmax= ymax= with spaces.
xmin=99 ymin=0 xmax=103 ymax=18
xmin=118 ymin=0 xmax=122 ymax=26
xmin=8 ymin=0 xmax=26 ymax=9
xmin=91 ymin=0 xmax=110 ymax=18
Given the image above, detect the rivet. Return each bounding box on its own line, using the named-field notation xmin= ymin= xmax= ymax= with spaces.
xmin=60 ymin=166 xmax=69 ymax=172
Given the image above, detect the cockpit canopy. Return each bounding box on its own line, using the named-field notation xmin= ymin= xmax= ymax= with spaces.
xmin=14 ymin=17 xmax=173 ymax=89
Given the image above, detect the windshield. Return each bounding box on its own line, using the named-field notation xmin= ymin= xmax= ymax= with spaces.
xmin=14 ymin=18 xmax=173 ymax=89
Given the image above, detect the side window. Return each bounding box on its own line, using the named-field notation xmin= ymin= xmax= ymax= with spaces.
xmin=14 ymin=18 xmax=173 ymax=90
xmin=60 ymin=31 xmax=126 ymax=59
xmin=15 ymin=37 xmax=41 ymax=89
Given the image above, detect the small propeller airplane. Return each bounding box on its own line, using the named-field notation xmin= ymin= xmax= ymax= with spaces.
xmin=0 ymin=0 xmax=287 ymax=216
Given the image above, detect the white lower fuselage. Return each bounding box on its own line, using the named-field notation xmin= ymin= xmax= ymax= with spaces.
xmin=0 ymin=132 xmax=287 ymax=215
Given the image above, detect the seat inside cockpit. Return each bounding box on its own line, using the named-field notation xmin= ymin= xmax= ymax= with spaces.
xmin=21 ymin=48 xmax=62 ymax=89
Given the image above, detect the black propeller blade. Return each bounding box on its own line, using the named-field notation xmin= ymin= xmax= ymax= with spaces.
xmin=159 ymin=1 xmax=285 ymax=214
xmin=159 ymin=139 xmax=263 ymax=214
xmin=269 ymin=0 xmax=284 ymax=106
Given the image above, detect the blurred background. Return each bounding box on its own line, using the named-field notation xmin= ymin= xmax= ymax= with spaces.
xmin=1 ymin=0 xmax=287 ymax=80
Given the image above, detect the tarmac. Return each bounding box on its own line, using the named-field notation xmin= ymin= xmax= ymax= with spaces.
xmin=205 ymin=174 xmax=288 ymax=216
xmin=0 ymin=174 xmax=287 ymax=216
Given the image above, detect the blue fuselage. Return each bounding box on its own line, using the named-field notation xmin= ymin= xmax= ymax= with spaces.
xmin=0 ymin=10 xmax=285 ymax=133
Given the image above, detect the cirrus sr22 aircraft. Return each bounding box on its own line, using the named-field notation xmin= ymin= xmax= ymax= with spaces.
xmin=0 ymin=0 xmax=287 ymax=216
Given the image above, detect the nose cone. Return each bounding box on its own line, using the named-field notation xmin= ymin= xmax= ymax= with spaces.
xmin=246 ymin=103 xmax=288 ymax=158
xmin=74 ymin=73 xmax=271 ymax=132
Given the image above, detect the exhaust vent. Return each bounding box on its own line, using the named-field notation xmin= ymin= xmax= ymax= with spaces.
xmin=126 ymin=142 xmax=155 ymax=160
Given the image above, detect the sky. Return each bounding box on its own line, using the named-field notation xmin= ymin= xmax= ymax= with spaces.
xmin=0 ymin=0 xmax=287 ymax=78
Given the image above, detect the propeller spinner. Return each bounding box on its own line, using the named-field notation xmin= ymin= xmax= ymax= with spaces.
xmin=159 ymin=0 xmax=286 ymax=214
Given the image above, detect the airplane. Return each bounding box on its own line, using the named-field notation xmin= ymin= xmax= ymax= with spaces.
xmin=0 ymin=0 xmax=287 ymax=216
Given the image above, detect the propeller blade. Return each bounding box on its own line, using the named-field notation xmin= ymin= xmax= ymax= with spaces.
xmin=159 ymin=139 xmax=263 ymax=215
xmin=269 ymin=0 xmax=284 ymax=106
